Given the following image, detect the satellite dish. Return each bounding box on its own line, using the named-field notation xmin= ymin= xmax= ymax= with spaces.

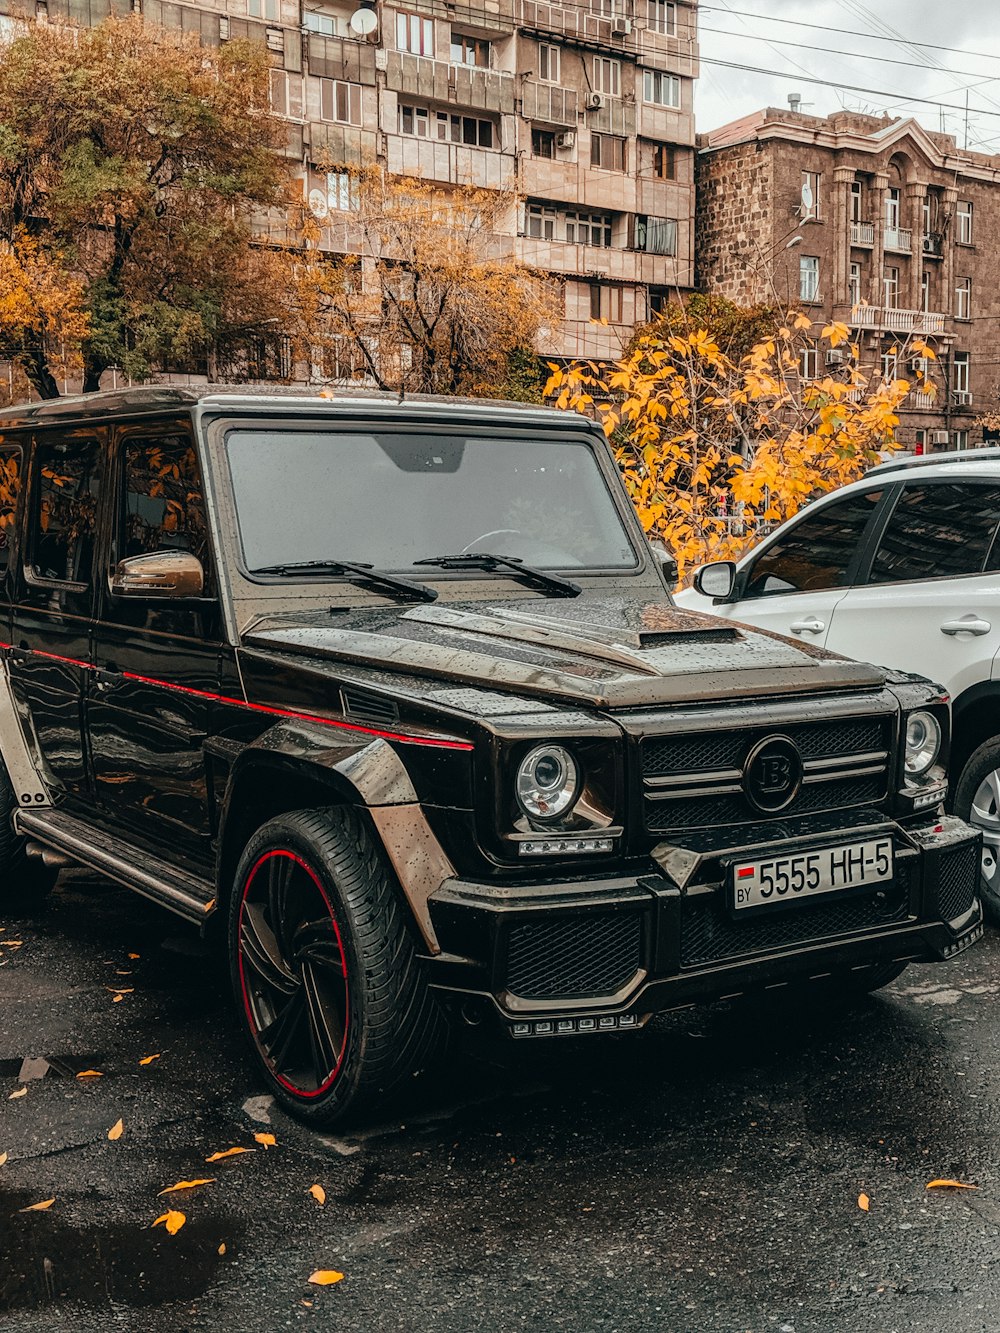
xmin=349 ymin=7 xmax=377 ymax=35
xmin=308 ymin=189 xmax=329 ymax=220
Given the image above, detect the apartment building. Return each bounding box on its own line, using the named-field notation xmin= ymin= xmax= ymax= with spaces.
xmin=696 ymin=107 xmax=1000 ymax=451
xmin=20 ymin=0 xmax=697 ymax=368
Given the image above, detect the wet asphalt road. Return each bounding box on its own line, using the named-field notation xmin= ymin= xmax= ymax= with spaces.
xmin=2 ymin=872 xmax=1000 ymax=1333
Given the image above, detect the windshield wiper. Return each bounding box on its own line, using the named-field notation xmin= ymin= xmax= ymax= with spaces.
xmin=414 ymin=553 xmax=581 ymax=598
xmin=250 ymin=559 xmax=438 ymax=603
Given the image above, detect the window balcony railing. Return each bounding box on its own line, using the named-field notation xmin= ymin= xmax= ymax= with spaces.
xmin=884 ymin=226 xmax=912 ymax=253
xmin=851 ymin=305 xmax=946 ymax=334
xmin=952 ymin=389 xmax=973 ymax=408
xmin=850 ymin=220 xmax=875 ymax=246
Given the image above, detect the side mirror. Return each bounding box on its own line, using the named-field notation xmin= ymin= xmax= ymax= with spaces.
xmin=648 ymin=539 xmax=679 ymax=586
xmin=112 ymin=550 xmax=205 ymax=599
xmin=693 ymin=560 xmax=737 ymax=601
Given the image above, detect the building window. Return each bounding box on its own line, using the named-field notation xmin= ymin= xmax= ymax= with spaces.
xmin=591 ymin=132 xmax=625 ymax=171
xmin=398 ymin=104 xmax=494 ymax=147
xmin=652 ymin=144 xmax=676 ymax=180
xmin=956 ymin=276 xmax=972 ymax=320
xmin=248 ymin=0 xmax=279 ymax=19
xmin=634 ymin=215 xmax=677 ymax=255
xmin=450 ymin=33 xmax=490 ymax=66
xmin=327 ymin=170 xmax=358 ymax=212
xmin=303 ymin=10 xmax=338 ymax=34
xmin=953 ymin=429 xmax=969 ymax=450
xmin=849 ymin=180 xmax=863 ymax=223
xmin=921 ymin=271 xmax=931 ymax=312
xmin=526 ymin=203 xmax=557 ymax=239
xmin=531 ymin=128 xmax=555 ymax=158
xmin=880 ymin=347 xmax=898 ymax=382
xmin=593 ymin=57 xmax=621 ymax=97
xmin=953 ymin=351 xmax=970 ymax=396
xmin=566 ymin=209 xmax=613 ymax=247
xmin=849 ymin=261 xmax=862 ymax=306
xmin=957 ymin=200 xmax=974 ymax=244
xmin=645 ymin=0 xmax=676 ymax=34
xmin=396 ymin=10 xmax=434 ymax=55
xmin=885 ymin=187 xmax=901 ymax=230
xmin=800 ymin=170 xmax=820 ymax=220
xmin=538 ymin=42 xmax=560 ymax=82
xmin=589 ymin=0 xmax=620 ymax=18
xmin=589 ymin=283 xmax=623 ymax=323
xmin=799 ymin=255 xmax=819 ymax=302
xmin=648 ymin=286 xmax=669 ymax=315
xmin=398 ymin=104 xmax=429 ymax=136
xmin=914 ymin=429 xmax=927 ymax=455
xmin=883 ymin=265 xmax=899 ymax=308
xmin=800 ymin=346 xmax=819 ymax=380
xmin=269 ymin=69 xmax=303 ymax=119
xmin=643 ymin=70 xmax=680 ymax=107
xmin=320 ymin=79 xmax=362 ymax=126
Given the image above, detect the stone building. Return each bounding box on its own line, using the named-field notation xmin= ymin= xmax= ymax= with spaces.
xmin=15 ymin=0 xmax=699 ymax=372
xmin=696 ymin=107 xmax=1000 ymax=452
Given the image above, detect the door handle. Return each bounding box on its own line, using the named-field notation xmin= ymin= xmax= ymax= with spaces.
xmin=940 ymin=618 xmax=991 ymax=636
xmin=789 ymin=617 xmax=825 ymax=635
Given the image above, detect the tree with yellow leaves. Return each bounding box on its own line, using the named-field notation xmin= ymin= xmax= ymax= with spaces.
xmin=547 ymin=312 xmax=937 ymax=581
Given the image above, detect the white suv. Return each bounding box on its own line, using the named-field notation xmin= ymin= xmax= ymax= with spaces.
xmin=676 ymin=451 xmax=1000 ymax=918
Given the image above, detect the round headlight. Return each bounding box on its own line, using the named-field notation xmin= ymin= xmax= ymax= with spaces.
xmin=905 ymin=711 xmax=941 ymax=776
xmin=515 ymin=744 xmax=579 ymax=821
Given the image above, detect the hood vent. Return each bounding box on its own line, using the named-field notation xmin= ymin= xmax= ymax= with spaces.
xmin=340 ymin=687 xmax=399 ymax=726
xmin=638 ymin=627 xmax=740 ymax=649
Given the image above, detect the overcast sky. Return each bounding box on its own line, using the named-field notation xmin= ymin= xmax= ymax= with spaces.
xmin=694 ymin=0 xmax=1000 ymax=153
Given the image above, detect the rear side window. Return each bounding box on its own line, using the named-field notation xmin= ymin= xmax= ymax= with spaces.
xmin=31 ymin=438 xmax=102 ymax=585
xmin=745 ymin=489 xmax=883 ymax=597
xmin=869 ymin=482 xmax=1000 ymax=584
xmin=0 ymin=445 xmax=22 ymax=575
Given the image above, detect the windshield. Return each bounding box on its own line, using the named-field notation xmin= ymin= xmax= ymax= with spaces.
xmin=225 ymin=426 xmax=640 ymax=573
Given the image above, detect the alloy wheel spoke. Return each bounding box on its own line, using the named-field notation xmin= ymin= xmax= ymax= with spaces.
xmin=259 ymin=987 xmax=308 ymax=1071
xmin=241 ymin=902 xmax=298 ymax=996
xmin=267 ymin=854 xmax=296 ymax=957
xmin=300 ymin=961 xmax=345 ymax=1084
xmin=296 ymin=917 xmax=347 ymax=973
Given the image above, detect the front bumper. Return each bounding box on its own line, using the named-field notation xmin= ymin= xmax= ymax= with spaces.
xmin=424 ymin=813 xmax=984 ymax=1037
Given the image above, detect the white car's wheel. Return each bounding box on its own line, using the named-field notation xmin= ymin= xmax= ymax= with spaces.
xmin=954 ymin=739 xmax=1000 ymax=922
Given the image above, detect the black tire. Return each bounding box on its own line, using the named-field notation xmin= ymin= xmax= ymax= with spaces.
xmin=0 ymin=762 xmax=57 ymax=909
xmin=228 ymin=806 xmax=443 ymax=1127
xmin=953 ymin=738 xmax=1000 ymax=923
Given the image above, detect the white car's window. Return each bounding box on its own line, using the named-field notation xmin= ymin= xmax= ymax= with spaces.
xmin=868 ymin=482 xmax=1000 ymax=584
xmin=744 ymin=489 xmax=883 ymax=598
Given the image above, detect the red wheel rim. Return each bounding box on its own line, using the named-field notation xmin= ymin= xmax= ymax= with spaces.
xmin=236 ymin=849 xmax=349 ymax=1098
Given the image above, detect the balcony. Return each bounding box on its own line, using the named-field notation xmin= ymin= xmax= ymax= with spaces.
xmin=952 ymin=389 xmax=974 ymax=409
xmin=305 ymin=33 xmax=378 ymax=84
xmin=521 ymin=81 xmax=578 ymax=128
xmin=850 ymin=221 xmax=874 ymax=247
xmin=884 ymin=226 xmax=912 ymax=254
xmin=384 ymin=52 xmax=516 ymax=115
xmin=851 ymin=305 xmax=946 ymax=335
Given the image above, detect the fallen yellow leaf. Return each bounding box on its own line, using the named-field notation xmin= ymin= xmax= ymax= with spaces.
xmin=858 ymin=1193 xmax=870 ymax=1212
xmin=9 ymin=1086 xmax=27 ymax=1100
xmin=926 ymin=1179 xmax=978 ymax=1190
xmin=128 ymin=952 xmax=140 ymax=960
xmin=4 ymin=940 xmax=23 ymax=947
xmin=139 ymin=1054 xmax=160 ymax=1066
xmin=205 ymin=1147 xmax=254 ymax=1163
xmin=158 ymin=1178 xmax=216 ymax=1195
xmin=76 ymin=1069 xmax=103 ymax=1079
xmin=0 ymin=1151 xmax=7 ymax=1167
xmin=112 ymin=995 xmax=124 ymax=1003
xmin=218 ymin=1242 xmax=227 ymax=1256
xmin=152 ymin=1210 xmax=186 ymax=1235
xmin=107 ymin=1119 xmax=124 ymax=1142
xmin=308 ymin=1270 xmax=344 ymax=1286
xmin=309 ymin=1184 xmax=327 ymax=1206
xmin=20 ymin=1198 xmax=55 ymax=1212
xmin=253 ymin=1132 xmax=276 ymax=1150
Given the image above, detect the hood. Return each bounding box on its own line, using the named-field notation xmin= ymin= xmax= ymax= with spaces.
xmin=241 ymin=594 xmax=885 ymax=711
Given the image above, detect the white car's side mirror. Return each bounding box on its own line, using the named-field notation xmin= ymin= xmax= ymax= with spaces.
xmin=693 ymin=561 xmax=736 ymax=600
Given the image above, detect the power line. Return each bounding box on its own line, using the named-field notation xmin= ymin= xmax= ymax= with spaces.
xmin=698 ymin=5 xmax=1000 ymax=67
xmin=698 ymin=55 xmax=1000 ymax=126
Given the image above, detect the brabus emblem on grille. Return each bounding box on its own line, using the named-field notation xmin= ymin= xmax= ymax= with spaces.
xmin=743 ymin=736 xmax=803 ymax=813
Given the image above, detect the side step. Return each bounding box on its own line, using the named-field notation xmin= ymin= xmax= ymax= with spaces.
xmin=15 ymin=807 xmax=217 ymax=925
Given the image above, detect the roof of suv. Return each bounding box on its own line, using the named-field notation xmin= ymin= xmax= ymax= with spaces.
xmin=868 ymin=447 xmax=1000 ymax=479
xmin=0 ymin=384 xmax=576 ymax=431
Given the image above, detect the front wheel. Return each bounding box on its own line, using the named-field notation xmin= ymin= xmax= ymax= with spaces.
xmin=953 ymin=738 xmax=1000 ymax=922
xmin=228 ymin=807 xmax=442 ymax=1127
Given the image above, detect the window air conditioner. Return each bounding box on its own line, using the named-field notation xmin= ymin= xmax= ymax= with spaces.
xmin=586 ymin=92 xmax=605 ymax=110
xmin=611 ymin=17 xmax=631 ymax=35
xmin=555 ymin=131 xmax=576 ymax=149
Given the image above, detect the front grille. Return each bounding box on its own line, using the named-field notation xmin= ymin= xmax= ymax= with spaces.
xmin=641 ymin=714 xmax=892 ymax=833
xmin=505 ymin=912 xmax=642 ymax=1000
xmin=935 ymin=841 xmax=979 ymax=922
xmin=680 ymin=865 xmax=913 ymax=969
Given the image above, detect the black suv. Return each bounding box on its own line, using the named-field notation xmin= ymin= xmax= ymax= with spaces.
xmin=0 ymin=386 xmax=983 ymax=1125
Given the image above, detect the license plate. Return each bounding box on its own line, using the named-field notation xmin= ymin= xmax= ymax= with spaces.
xmin=730 ymin=837 xmax=894 ymax=913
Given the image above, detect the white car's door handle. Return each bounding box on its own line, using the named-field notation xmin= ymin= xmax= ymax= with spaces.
xmin=789 ymin=617 xmax=825 ymax=634
xmin=940 ymin=617 xmax=992 ymax=636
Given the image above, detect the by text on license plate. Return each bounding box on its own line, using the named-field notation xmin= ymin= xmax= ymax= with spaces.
xmin=731 ymin=837 xmax=894 ymax=912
